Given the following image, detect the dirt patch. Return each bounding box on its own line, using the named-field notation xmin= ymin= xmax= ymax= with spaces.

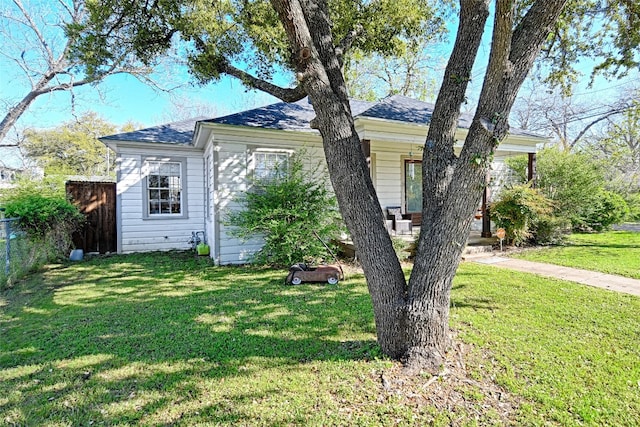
xmin=373 ymin=335 xmax=525 ymax=425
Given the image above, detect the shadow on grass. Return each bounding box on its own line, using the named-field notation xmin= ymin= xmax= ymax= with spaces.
xmin=0 ymin=252 xmax=379 ymax=425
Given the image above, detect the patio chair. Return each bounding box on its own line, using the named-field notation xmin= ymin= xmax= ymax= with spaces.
xmin=386 ymin=207 xmax=413 ymax=235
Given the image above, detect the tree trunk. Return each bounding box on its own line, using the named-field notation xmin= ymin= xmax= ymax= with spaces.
xmin=270 ymin=0 xmax=409 ymax=358
xmin=404 ymin=0 xmax=491 ymax=371
xmin=404 ymin=0 xmax=568 ymax=371
xmin=271 ymin=0 xmax=569 ymax=373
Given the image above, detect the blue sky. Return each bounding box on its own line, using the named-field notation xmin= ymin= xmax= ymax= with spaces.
xmin=1 ymin=1 xmax=636 ymax=149
xmin=0 ymin=70 xmax=280 ymax=131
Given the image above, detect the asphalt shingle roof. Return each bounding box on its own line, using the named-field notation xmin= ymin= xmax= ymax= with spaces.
xmin=205 ymin=97 xmax=377 ymax=131
xmin=101 ymin=95 xmax=542 ymax=143
xmin=100 ymin=117 xmax=206 ymax=144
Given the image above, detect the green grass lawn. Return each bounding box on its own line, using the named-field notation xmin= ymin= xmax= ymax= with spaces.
xmin=1 ymin=252 xmax=639 ymax=426
xmin=511 ymin=231 xmax=640 ymax=279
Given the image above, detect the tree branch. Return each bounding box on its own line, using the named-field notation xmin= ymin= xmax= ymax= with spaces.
xmin=219 ymin=60 xmax=307 ymax=102
xmin=13 ymin=0 xmax=54 ymax=64
xmin=510 ymin=0 xmax=568 ymax=72
xmin=428 ymin=0 xmax=490 ymax=153
xmin=571 ymin=107 xmax=627 ymax=149
xmin=335 ymin=24 xmax=363 ymax=68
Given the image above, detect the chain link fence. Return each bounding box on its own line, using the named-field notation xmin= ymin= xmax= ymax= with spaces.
xmin=0 ymin=217 xmax=34 ymax=289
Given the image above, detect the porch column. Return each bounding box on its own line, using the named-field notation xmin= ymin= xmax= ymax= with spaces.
xmin=360 ymin=139 xmax=371 ymax=170
xmin=481 ymin=184 xmax=492 ymax=238
xmin=528 ymin=152 xmax=536 ymax=187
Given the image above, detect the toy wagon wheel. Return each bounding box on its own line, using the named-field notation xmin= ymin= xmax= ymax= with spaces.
xmin=291 ymin=276 xmax=302 ymax=285
xmin=327 ymin=276 xmax=339 ymax=285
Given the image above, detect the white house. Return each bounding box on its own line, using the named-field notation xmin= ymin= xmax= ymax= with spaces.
xmin=100 ymin=95 xmax=543 ymax=264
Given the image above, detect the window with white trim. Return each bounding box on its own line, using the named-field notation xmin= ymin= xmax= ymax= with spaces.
xmin=254 ymin=151 xmax=290 ymax=180
xmin=144 ymin=159 xmax=186 ymax=218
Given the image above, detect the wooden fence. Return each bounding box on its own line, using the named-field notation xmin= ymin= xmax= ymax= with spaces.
xmin=66 ymin=181 xmax=116 ymax=254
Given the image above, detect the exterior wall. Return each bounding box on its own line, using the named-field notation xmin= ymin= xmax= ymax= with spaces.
xmin=370 ymin=140 xmax=406 ymax=210
xmin=207 ymin=127 xmax=324 ymax=265
xmin=116 ymin=145 xmax=205 ymax=253
xmin=112 ymin=119 xmax=539 ymax=262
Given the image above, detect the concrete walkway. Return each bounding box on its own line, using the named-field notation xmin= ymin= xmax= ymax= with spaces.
xmin=472 ymin=256 xmax=640 ymax=297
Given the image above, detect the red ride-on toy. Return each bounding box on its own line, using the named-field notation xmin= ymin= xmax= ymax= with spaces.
xmin=286 ymin=263 xmax=344 ymax=285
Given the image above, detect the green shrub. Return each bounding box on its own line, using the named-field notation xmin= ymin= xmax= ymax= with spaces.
xmin=531 ymin=215 xmax=571 ymax=245
xmin=491 ymin=184 xmax=554 ymax=246
xmin=0 ymin=178 xmax=84 ymax=288
xmin=226 ymin=152 xmax=343 ymax=267
xmin=3 ymin=194 xmax=82 ymax=237
xmin=505 ymin=149 xmax=609 ymax=230
xmin=1 ymin=178 xmax=84 ymax=260
xmin=623 ymin=193 xmax=640 ymax=222
xmin=581 ymin=190 xmax=630 ymax=231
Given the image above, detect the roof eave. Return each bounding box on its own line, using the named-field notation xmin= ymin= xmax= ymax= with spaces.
xmin=98 ymin=138 xmax=201 ymax=152
xmin=355 ymin=116 xmax=546 ymax=148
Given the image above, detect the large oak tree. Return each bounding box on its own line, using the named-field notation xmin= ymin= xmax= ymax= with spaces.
xmin=72 ymin=0 xmax=640 ymax=372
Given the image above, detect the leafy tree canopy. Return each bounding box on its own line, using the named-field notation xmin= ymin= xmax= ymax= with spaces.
xmin=540 ymin=0 xmax=640 ymax=91
xmin=68 ymin=1 xmax=640 ymax=98
xmin=69 ymin=0 xmax=447 ymax=95
xmin=589 ymin=97 xmax=640 ymax=194
xmin=0 ymin=0 xmax=174 ymax=144
xmin=344 ymin=40 xmax=444 ymax=101
xmin=22 ymin=112 xmax=129 ymax=177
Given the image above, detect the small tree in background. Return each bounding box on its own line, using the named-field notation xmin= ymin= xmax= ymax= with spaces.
xmin=582 ymin=191 xmax=630 ymax=232
xmin=21 ymin=112 xmax=124 ymax=177
xmin=226 ymin=152 xmax=343 ymax=267
xmin=505 ymin=148 xmax=629 ymax=231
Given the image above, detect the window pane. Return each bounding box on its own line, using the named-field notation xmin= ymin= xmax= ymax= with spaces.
xmin=169 ymin=176 xmax=181 ymax=189
xmin=146 ymin=160 xmax=183 ymax=216
xmin=149 ymin=200 xmax=160 ymax=214
xmin=405 ymin=161 xmax=422 ymax=213
xmin=255 ymin=152 xmax=289 ymax=181
xmin=170 ymin=202 xmax=180 ymax=213
xmin=159 ymin=163 xmax=172 ymax=176
xmin=160 ymin=201 xmax=171 ymax=214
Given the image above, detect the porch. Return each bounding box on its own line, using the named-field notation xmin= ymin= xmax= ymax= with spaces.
xmin=394 ymin=228 xmax=497 ymax=251
xmin=378 ymin=151 xmax=537 ymax=240
xmin=336 ymin=229 xmax=497 ymax=260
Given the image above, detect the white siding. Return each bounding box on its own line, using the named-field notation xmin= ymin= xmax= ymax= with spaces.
xmin=207 ymin=130 xmax=325 ymax=265
xmin=214 ymin=143 xmax=260 ymax=264
xmin=116 ymin=146 xmax=205 ymax=253
xmin=372 ymin=143 xmax=404 ymax=210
